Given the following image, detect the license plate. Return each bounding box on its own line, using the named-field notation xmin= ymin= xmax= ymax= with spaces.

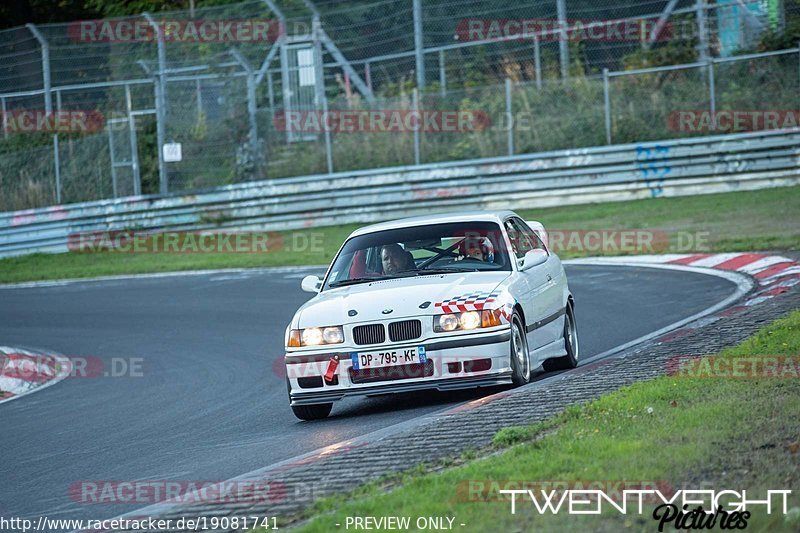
xmin=351 ymin=346 xmax=427 ymax=370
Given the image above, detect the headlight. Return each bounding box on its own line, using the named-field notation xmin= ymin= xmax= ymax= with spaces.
xmin=459 ymin=311 xmax=481 ymax=330
xmin=302 ymin=327 xmax=323 ymax=346
xmin=322 ymin=326 xmax=344 ymax=344
xmin=438 ymin=314 xmax=460 ymax=332
xmin=434 ymin=310 xmax=503 ymax=332
xmin=287 ymin=325 xmax=344 ymax=347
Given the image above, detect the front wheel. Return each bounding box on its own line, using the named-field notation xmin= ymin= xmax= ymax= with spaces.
xmin=291 ymin=403 xmax=333 ymax=420
xmin=510 ymin=311 xmax=531 ymax=386
xmin=543 ymin=304 xmax=579 ymax=372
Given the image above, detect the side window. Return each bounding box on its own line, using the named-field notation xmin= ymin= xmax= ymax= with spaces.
xmin=516 ymin=219 xmax=547 ymax=252
xmin=504 ymin=219 xmax=535 ymax=260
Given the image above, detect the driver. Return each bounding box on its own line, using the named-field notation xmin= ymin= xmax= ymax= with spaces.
xmin=458 ymin=236 xmax=494 ymax=263
xmin=381 ymin=244 xmax=415 ymax=274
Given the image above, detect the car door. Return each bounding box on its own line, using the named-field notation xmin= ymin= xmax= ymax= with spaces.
xmin=504 ymin=217 xmax=550 ymax=350
xmin=516 ymin=218 xmax=565 ymax=347
xmin=507 ymin=217 xmax=564 ymax=350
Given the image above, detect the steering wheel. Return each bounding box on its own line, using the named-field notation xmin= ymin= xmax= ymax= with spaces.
xmin=417 ymin=238 xmax=465 ymax=269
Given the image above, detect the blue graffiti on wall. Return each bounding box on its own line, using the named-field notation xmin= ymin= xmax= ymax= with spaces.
xmin=635 ymin=144 xmax=671 ymax=197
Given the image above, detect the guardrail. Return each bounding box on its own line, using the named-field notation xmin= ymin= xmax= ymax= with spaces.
xmin=1 ymin=128 xmax=799 ymax=257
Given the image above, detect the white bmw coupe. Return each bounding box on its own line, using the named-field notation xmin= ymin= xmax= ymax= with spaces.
xmin=284 ymin=211 xmax=578 ymax=420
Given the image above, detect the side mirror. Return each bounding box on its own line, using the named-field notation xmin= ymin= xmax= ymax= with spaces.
xmin=301 ymin=275 xmax=322 ymax=293
xmin=520 ymin=249 xmax=548 ymax=271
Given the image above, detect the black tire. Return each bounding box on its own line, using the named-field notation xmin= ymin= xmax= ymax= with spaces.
xmin=543 ymin=304 xmax=579 ymax=372
xmin=510 ymin=311 xmax=531 ymax=386
xmin=291 ymin=403 xmax=333 ymax=421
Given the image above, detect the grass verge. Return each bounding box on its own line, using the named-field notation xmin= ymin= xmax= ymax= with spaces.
xmin=271 ymin=310 xmax=800 ymax=532
xmin=1 ymin=186 xmax=799 ymax=284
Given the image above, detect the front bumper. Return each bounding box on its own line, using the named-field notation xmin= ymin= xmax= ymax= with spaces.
xmin=285 ymin=328 xmax=512 ymax=406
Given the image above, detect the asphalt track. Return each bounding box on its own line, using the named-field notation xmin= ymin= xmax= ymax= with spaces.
xmin=0 ymin=264 xmax=738 ymax=522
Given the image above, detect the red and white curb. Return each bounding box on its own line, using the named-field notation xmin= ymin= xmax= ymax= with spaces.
xmin=570 ymin=252 xmax=799 ymax=343
xmin=0 ymin=347 xmax=71 ymax=404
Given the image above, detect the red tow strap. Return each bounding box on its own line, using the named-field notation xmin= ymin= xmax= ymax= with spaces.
xmin=324 ymin=356 xmax=339 ymax=382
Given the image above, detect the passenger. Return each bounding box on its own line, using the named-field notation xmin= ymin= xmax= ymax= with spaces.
xmin=381 ymin=244 xmax=415 ymax=274
xmin=459 ymin=236 xmax=495 ymax=263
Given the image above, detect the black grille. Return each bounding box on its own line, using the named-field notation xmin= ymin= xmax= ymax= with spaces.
xmin=388 ymin=319 xmax=422 ymax=342
xmin=297 ymin=376 xmax=323 ymax=389
xmin=349 ymin=360 xmax=434 ymax=384
xmin=352 ymin=324 xmax=385 ymax=345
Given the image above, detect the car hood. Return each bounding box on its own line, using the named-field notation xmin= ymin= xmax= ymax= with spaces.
xmin=295 ymin=272 xmax=511 ymax=327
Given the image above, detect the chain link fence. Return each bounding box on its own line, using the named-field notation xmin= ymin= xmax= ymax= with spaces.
xmin=1 ymin=0 xmax=798 ymax=212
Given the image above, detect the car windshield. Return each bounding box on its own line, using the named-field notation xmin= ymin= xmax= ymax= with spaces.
xmin=324 ymin=221 xmax=511 ymax=289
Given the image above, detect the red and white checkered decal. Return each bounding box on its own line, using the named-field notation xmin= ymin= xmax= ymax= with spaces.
xmin=497 ymin=303 xmax=514 ymax=324
xmin=434 ymin=291 xmax=500 ymax=313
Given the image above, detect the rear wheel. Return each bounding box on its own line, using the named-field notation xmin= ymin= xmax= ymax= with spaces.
xmin=510 ymin=312 xmax=531 ymax=386
xmin=291 ymin=403 xmax=333 ymax=421
xmin=543 ymin=304 xmax=578 ymax=372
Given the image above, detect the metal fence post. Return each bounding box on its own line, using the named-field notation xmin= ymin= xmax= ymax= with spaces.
xmin=603 ymin=68 xmax=612 ymax=145
xmin=706 ymin=58 xmax=717 ymax=130
xmin=125 ymin=84 xmax=141 ymax=195
xmin=54 ymin=89 xmax=61 ymax=202
xmin=321 ymin=82 xmax=333 ymax=174
xmin=412 ymin=88 xmax=420 ymax=165
xmin=152 ymin=73 xmax=167 ymax=194
xmin=439 ymin=50 xmax=446 ymax=97
xmin=534 ymin=35 xmax=542 ymax=89
xmin=107 ymin=125 xmax=118 ymax=198
xmin=143 ymin=13 xmax=168 ymax=194
xmin=365 ymin=62 xmax=372 ymax=93
xmin=29 ymin=21 xmax=59 ymax=201
xmin=279 ymin=37 xmax=291 ymax=142
xmin=556 ymin=0 xmax=569 ymax=79
xmin=230 ymin=48 xmax=260 ymax=170
xmin=53 ymin=91 xmax=61 ymax=203
xmin=53 ymin=134 xmax=61 ymax=203
xmin=413 ymin=0 xmax=425 ymax=90
xmin=695 ymin=0 xmax=710 ymax=66
xmin=195 ymin=78 xmax=203 ymax=122
xmin=267 ymin=71 xmax=275 ymax=111
xmin=313 ymin=16 xmax=333 ymax=174
xmin=707 ymin=59 xmax=716 ymax=130
xmin=505 ymin=78 xmax=514 ymax=156
xmin=1 ymin=96 xmax=7 ymax=140
xmin=26 ymin=24 xmax=51 ymax=113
